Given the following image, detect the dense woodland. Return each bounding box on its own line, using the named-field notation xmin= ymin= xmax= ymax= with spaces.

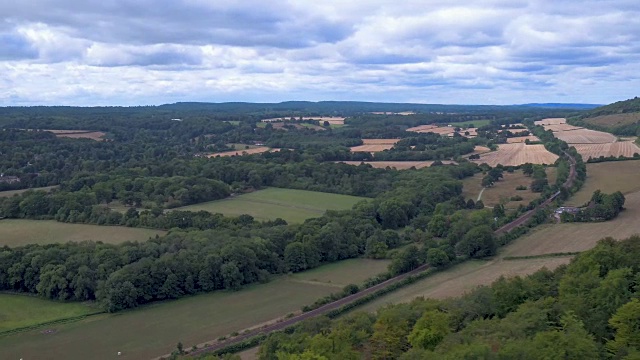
xmin=0 ymin=103 xmax=589 ymax=314
xmin=258 ymin=236 xmax=640 ymax=359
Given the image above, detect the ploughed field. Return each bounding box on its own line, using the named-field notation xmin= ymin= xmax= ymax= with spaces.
xmin=0 ymin=220 xmax=165 ymax=247
xmin=0 ymin=258 xmax=390 ymax=360
xmin=173 ymin=187 xmax=367 ymax=223
xmin=471 ymin=143 xmax=558 ymax=167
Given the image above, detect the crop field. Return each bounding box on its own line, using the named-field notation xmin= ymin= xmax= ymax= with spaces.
xmin=541 ymin=124 xmax=584 ymax=132
xmin=174 ymin=188 xmax=367 ymax=223
xmin=206 ymin=147 xmax=277 ymax=157
xmin=572 ymin=142 xmax=640 ymax=160
xmin=0 ymin=185 xmax=58 ymax=198
xmin=565 ymin=161 xmax=640 ymax=206
xmin=553 ymin=128 xmax=617 ymax=144
xmin=534 ymin=118 xmax=567 ymax=126
xmin=0 ymin=258 xmax=388 ymax=360
xmin=506 ymin=135 xmax=540 ymax=143
xmin=447 ymin=119 xmax=492 ymax=127
xmin=0 ymin=294 xmax=99 ymax=333
xmin=361 ymin=139 xmax=400 ymax=145
xmin=261 ymin=116 xmax=345 ymax=125
xmin=360 ymin=257 xmax=571 ymax=311
xmin=350 ymin=144 xmax=395 ymax=152
xmin=40 ymin=130 xmax=107 ymax=141
xmin=472 ymin=143 xmax=558 ymax=167
xmin=0 ymin=220 xmax=165 ymax=247
xmin=406 ymin=125 xmax=455 ymax=135
xmin=502 ymin=189 xmax=640 ymax=257
xmin=585 ymin=112 xmax=640 ymax=127
xmin=462 ymin=168 xmax=556 ymax=208
xmin=338 ymin=160 xmax=456 ymax=169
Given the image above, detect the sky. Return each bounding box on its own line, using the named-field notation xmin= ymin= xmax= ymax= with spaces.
xmin=1 ymin=0 xmax=639 ymax=106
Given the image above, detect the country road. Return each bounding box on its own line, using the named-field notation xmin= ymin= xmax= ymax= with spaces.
xmin=185 ymin=150 xmax=579 ymax=358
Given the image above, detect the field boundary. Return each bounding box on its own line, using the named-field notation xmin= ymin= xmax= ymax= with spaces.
xmin=0 ymin=311 xmax=105 ymax=337
xmin=502 ymin=252 xmax=580 ymax=261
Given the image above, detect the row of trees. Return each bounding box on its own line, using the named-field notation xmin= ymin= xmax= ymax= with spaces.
xmin=563 ymin=190 xmax=626 ymax=222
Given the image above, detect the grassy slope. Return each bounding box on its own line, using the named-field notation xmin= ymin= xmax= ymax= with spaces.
xmin=565 ymin=160 xmax=640 ymax=206
xmin=0 ymin=258 xmax=389 ymax=360
xmin=0 ymin=294 xmax=99 ymax=333
xmin=175 ymin=188 xmax=367 ymax=223
xmin=0 ymin=220 xmax=165 ymax=247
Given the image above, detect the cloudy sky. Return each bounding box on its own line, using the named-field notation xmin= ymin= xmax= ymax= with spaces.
xmin=1 ymin=0 xmax=639 ymax=106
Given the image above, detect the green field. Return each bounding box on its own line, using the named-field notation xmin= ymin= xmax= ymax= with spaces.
xmin=175 ymin=188 xmax=368 ymax=223
xmin=0 ymin=258 xmax=389 ymax=360
xmin=0 ymin=220 xmax=165 ymax=247
xmin=0 ymin=294 xmax=99 ymax=333
xmin=447 ymin=119 xmax=492 ymax=128
xmin=566 ymin=160 xmax=640 ymax=206
xmin=0 ymin=186 xmax=58 ymax=198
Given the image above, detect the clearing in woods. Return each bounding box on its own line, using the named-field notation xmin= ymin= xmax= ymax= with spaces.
xmin=0 ymin=294 xmax=99 ymax=333
xmin=174 ymin=187 xmax=367 ymax=223
xmin=0 ymin=258 xmax=390 ymax=360
xmin=206 ymin=147 xmax=278 ymax=157
xmin=37 ymin=130 xmax=107 ymax=141
xmin=462 ymin=168 xmax=557 ymax=209
xmin=350 ymin=144 xmax=395 ymax=152
xmin=565 ymin=160 xmax=640 ymax=206
xmin=0 ymin=220 xmax=165 ymax=247
xmin=338 ymin=161 xmax=456 ymax=169
xmin=471 ymin=143 xmax=558 ymax=167
xmin=0 ymin=185 xmax=58 ymax=198
xmin=361 ymin=139 xmax=400 ymax=145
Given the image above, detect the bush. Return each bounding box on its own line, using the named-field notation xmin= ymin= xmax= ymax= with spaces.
xmin=515 ymin=185 xmax=527 ymax=190
xmin=510 ymin=195 xmax=523 ymax=201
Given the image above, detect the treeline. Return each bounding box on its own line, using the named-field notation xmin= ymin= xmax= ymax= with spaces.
xmin=563 ymin=190 xmax=626 ymax=222
xmin=0 ymin=165 xmax=485 ymax=311
xmin=259 ymin=235 xmax=640 ymax=359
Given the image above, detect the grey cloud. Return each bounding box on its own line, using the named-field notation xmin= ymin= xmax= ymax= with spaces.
xmin=86 ymin=45 xmax=203 ymax=67
xmin=0 ymin=32 xmax=38 ymax=60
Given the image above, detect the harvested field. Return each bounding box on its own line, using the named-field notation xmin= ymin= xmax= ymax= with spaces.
xmin=585 ymin=112 xmax=640 ymax=127
xmin=338 ymin=161 xmax=456 ymax=169
xmin=502 ymin=189 xmax=640 ymax=257
xmin=462 ymin=168 xmax=556 ymax=209
xmin=174 ymin=188 xmax=367 ymax=223
xmin=542 ymin=124 xmax=584 ymax=132
xmin=360 ymin=257 xmax=571 ymax=311
xmin=566 ymin=160 xmax=640 ymax=206
xmin=55 ymin=131 xmax=106 ymax=141
xmin=472 ymin=143 xmax=558 ymax=167
xmin=506 ymin=135 xmax=540 ymax=143
xmin=206 ymin=147 xmax=276 ymax=157
xmin=572 ymin=142 xmax=640 ymax=160
xmin=350 ymin=144 xmax=394 ymax=152
xmin=553 ymin=128 xmax=617 ymax=144
xmin=0 ymin=220 xmax=165 ymax=247
xmin=406 ymin=125 xmax=456 ymax=136
xmin=361 ymin=139 xmax=400 ymax=145
xmin=262 ymin=117 xmax=345 ymax=125
xmin=534 ymin=118 xmax=567 ymax=126
xmin=466 ymin=145 xmax=492 ymax=156
xmin=0 ymin=258 xmax=388 ymax=360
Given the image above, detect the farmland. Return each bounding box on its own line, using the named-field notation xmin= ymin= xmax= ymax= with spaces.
xmin=338 ymin=160 xmax=457 ymax=169
xmin=0 ymin=258 xmax=389 ymax=360
xmin=350 ymin=144 xmax=395 ymax=152
xmin=506 ymin=135 xmax=540 ymax=143
xmin=262 ymin=116 xmax=345 ymax=125
xmin=502 ymin=189 xmax=640 ymax=257
xmin=206 ymin=146 xmax=277 ymax=157
xmin=174 ymin=188 xmax=367 ymax=223
xmin=553 ymin=128 xmax=617 ymax=144
xmin=361 ymin=138 xmax=400 ymax=145
xmin=471 ymin=143 xmax=558 ymax=167
xmin=0 ymin=294 xmax=99 ymax=333
xmin=462 ymin=168 xmax=556 ymax=208
xmin=572 ymin=142 xmax=640 ymax=160
xmin=360 ymin=256 xmax=571 ymax=311
xmin=534 ymin=118 xmax=566 ymax=126
xmin=584 ymin=112 xmax=640 ymax=127
xmin=446 ymin=119 xmax=492 ymax=127
xmin=0 ymin=220 xmax=165 ymax=247
xmin=565 ymin=160 xmax=640 ymax=206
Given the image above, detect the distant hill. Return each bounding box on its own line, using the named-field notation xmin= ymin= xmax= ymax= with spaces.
xmin=519 ymin=103 xmax=602 ymax=109
xmin=569 ymin=97 xmax=640 ymax=136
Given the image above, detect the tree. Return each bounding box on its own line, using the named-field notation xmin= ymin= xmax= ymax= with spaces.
xmin=455 ymin=225 xmax=496 ymax=258
xmin=221 ymin=262 xmax=244 ymax=290
xmin=408 ymin=310 xmax=450 ymax=350
xmin=481 ymin=175 xmax=494 ymax=187
xmin=285 ymin=242 xmax=307 ymax=272
xmin=426 ymin=248 xmax=450 ymax=267
xmin=608 ymin=299 xmax=640 ymax=355
xmin=466 ymin=199 xmax=476 ymax=209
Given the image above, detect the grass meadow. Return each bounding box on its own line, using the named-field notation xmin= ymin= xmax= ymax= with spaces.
xmin=565 ymin=160 xmax=640 ymax=206
xmin=0 ymin=220 xmax=165 ymax=247
xmin=0 ymin=258 xmax=390 ymax=360
xmin=175 ymin=187 xmax=368 ymax=223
